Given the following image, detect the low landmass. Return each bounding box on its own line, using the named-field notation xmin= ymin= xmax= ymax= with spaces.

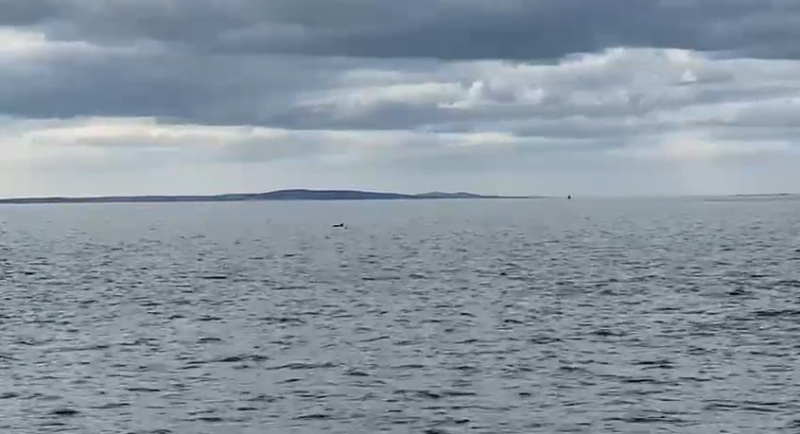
xmin=703 ymin=193 xmax=800 ymax=202
xmin=0 ymin=189 xmax=539 ymax=205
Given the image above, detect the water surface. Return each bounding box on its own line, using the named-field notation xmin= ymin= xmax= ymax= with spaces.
xmin=1 ymin=198 xmax=799 ymax=433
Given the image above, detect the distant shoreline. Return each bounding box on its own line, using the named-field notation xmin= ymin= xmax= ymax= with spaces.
xmin=0 ymin=189 xmax=543 ymax=205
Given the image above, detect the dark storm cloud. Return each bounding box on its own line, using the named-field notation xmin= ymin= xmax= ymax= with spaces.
xmin=5 ymin=0 xmax=800 ymax=60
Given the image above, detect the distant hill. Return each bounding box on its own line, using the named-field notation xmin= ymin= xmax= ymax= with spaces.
xmin=0 ymin=189 xmax=537 ymax=204
xmin=703 ymin=193 xmax=800 ymax=202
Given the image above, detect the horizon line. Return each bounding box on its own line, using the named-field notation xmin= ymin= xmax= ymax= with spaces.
xmin=0 ymin=188 xmax=542 ymax=205
xmin=0 ymin=188 xmax=797 ymax=205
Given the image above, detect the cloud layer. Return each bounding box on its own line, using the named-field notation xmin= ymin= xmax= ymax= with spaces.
xmin=2 ymin=0 xmax=800 ymax=197
xmin=7 ymin=0 xmax=800 ymax=60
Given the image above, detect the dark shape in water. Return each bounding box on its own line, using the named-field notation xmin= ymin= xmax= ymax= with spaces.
xmin=332 ymin=223 xmax=347 ymax=229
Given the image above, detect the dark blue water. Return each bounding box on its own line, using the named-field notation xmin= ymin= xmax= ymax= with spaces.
xmin=1 ymin=198 xmax=799 ymax=433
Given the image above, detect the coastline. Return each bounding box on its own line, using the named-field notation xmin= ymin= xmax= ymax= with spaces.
xmin=0 ymin=189 xmax=542 ymax=205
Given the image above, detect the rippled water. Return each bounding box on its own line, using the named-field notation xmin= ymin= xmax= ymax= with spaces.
xmin=1 ymin=198 xmax=799 ymax=433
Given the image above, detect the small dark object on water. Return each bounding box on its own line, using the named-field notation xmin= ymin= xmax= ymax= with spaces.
xmin=567 ymin=195 xmax=571 ymax=199
xmin=332 ymin=223 xmax=347 ymax=229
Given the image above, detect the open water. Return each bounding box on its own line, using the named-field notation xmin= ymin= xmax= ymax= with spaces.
xmin=1 ymin=197 xmax=799 ymax=433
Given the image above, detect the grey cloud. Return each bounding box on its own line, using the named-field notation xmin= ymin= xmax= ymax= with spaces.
xmin=272 ymin=71 xmax=800 ymax=140
xmin=6 ymin=0 xmax=800 ymax=60
xmin=4 ymin=0 xmax=800 ymax=195
xmin=5 ymin=44 xmax=800 ymax=168
xmin=0 ymin=0 xmax=58 ymax=26
xmin=0 ymin=48 xmax=367 ymax=124
xmin=4 ymin=32 xmax=800 ymax=159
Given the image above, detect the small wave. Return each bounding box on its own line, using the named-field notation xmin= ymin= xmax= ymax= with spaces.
xmin=362 ymin=276 xmax=401 ymax=281
xmin=266 ymin=361 xmax=336 ymax=370
xmin=592 ymin=328 xmax=627 ymax=337
xmin=391 ymin=363 xmax=426 ymax=369
xmin=395 ymin=389 xmax=478 ymax=400
xmin=93 ymin=402 xmax=130 ymax=409
xmin=200 ymin=275 xmax=228 ymax=280
xmin=605 ymin=414 xmax=689 ymax=424
xmin=753 ymin=309 xmax=800 ymax=318
xmin=619 ymin=377 xmax=670 ymax=384
xmin=294 ymin=413 xmax=332 ymax=420
xmin=633 ymin=359 xmax=674 ymax=369
xmin=215 ymin=354 xmax=270 ymax=363
xmin=127 ymin=387 xmax=162 ymax=393
xmin=261 ymin=316 xmax=306 ymax=325
xmin=529 ymin=335 xmax=561 ymax=344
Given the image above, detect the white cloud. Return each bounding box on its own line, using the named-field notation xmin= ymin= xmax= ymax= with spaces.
xmin=0 ymin=116 xmax=527 ymax=170
xmin=0 ymin=27 xmax=155 ymax=61
xmin=0 ymin=28 xmax=94 ymax=59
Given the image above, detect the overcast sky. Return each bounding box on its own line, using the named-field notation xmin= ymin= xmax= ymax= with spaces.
xmin=2 ymin=0 xmax=800 ymax=197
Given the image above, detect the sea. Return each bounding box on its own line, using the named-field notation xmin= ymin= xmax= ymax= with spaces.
xmin=1 ymin=197 xmax=799 ymax=433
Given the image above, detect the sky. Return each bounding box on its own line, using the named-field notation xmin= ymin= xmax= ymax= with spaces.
xmin=2 ymin=0 xmax=800 ymax=197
